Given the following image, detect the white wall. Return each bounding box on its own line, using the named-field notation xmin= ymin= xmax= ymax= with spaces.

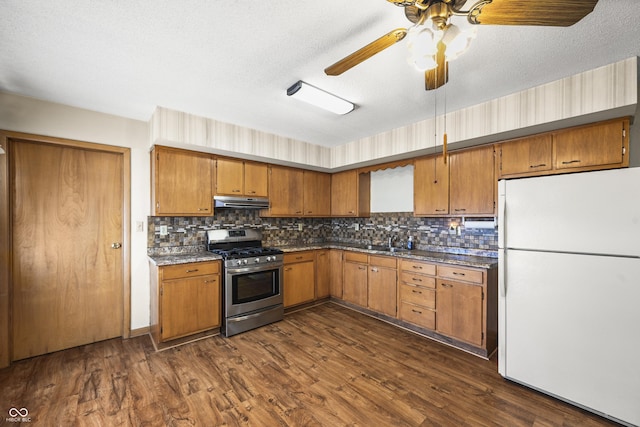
xmin=0 ymin=92 xmax=151 ymax=331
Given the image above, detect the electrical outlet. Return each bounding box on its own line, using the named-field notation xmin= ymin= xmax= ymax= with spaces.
xmin=354 ymin=223 xmax=360 ymax=231
xmin=159 ymin=225 xmax=168 ymax=236
xmin=136 ymin=221 xmax=144 ymax=232
xmin=298 ymin=223 xmax=303 ymax=231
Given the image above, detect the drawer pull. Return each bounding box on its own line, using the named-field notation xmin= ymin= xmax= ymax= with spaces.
xmin=452 ymin=272 xmax=466 ymax=276
xmin=197 ymin=208 xmax=209 ymax=211
xmin=295 ymin=256 xmax=303 ymax=260
xmin=371 ymin=267 xmax=379 ymax=273
xmin=529 ymin=163 xmax=547 ymax=168
xmin=561 ymin=159 xmax=581 ymax=165
xmin=358 ymin=266 xmax=366 ymax=270
xmin=185 ymin=269 xmax=199 ymax=273
xmin=285 ymin=267 xmax=293 ymax=272
xmin=412 ymin=277 xmax=423 ymax=282
xmin=441 ymin=283 xmax=453 ymax=288
xmin=203 ymin=279 xmax=217 ymax=284
xmin=454 ymin=208 xmax=466 ymax=212
xmin=411 ymin=289 xmax=422 ymax=294
xmin=435 ymin=209 xmax=446 ymax=212
xmin=412 ymin=309 xmax=423 ymax=314
xmin=412 ymin=265 xmax=423 ymax=270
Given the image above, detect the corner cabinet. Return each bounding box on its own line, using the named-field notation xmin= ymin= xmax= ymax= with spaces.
xmin=303 ymin=171 xmax=331 ymax=217
xmin=262 ymin=165 xmax=304 ymax=217
xmin=151 ymin=146 xmax=214 ymax=216
xmin=149 ymin=261 xmax=221 ymax=347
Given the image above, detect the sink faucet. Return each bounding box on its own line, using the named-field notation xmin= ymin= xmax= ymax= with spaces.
xmin=388 ymin=235 xmax=396 ymax=249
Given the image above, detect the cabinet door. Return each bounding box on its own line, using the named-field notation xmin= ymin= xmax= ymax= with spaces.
xmin=499 ymin=134 xmax=552 ymax=177
xmin=161 ymin=274 xmax=220 ymax=340
xmin=343 ymin=261 xmax=368 ymax=306
xmin=304 ymin=171 xmax=331 ymax=216
xmin=153 ymin=147 xmax=213 ymax=216
xmin=216 ymin=158 xmax=244 ymax=195
xmin=449 ymin=145 xmax=495 ymax=215
xmin=244 ymin=162 xmax=268 ymax=197
xmin=329 ymin=250 xmax=344 ymax=298
xmin=555 ymin=120 xmax=626 ymax=170
xmin=368 ymin=266 xmax=397 ymax=317
xmin=414 ymin=154 xmax=449 ymax=216
xmin=268 ymin=166 xmax=304 ymax=216
xmin=316 ymin=250 xmax=331 ymax=298
xmin=436 ymin=280 xmax=483 ymax=347
xmin=283 ymin=261 xmax=315 ymax=307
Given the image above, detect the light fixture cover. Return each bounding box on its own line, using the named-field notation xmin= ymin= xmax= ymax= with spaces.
xmin=287 ymin=81 xmax=355 ymax=115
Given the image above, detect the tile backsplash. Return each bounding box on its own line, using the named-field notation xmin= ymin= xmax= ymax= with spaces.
xmin=148 ymin=210 xmax=497 ymax=257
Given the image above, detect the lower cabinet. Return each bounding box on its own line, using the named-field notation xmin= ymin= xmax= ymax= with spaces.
xmin=398 ymin=259 xmax=437 ymax=330
xmin=436 ymin=278 xmax=484 ymax=347
xmin=343 ymin=252 xmax=368 ymax=307
xmin=315 ymin=250 xmax=331 ymax=299
xmin=283 ymin=251 xmax=316 ymax=308
xmin=149 ymin=260 xmax=221 ymax=346
xmin=367 ymin=256 xmax=397 ymax=317
xmin=329 ymin=250 xmax=344 ymax=298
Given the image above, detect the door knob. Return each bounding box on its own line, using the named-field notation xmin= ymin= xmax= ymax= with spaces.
xmin=111 ymin=242 xmax=122 ymax=249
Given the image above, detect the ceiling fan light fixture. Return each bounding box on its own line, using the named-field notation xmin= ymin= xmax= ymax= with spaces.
xmin=286 ymin=81 xmax=355 ymax=115
xmin=441 ymin=23 xmax=476 ymax=61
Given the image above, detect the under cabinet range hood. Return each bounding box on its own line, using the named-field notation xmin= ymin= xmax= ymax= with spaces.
xmin=214 ymin=195 xmax=269 ymax=209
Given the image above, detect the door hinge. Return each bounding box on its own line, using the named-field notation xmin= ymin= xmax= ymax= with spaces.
xmin=482 ymin=290 xmax=485 ymax=300
xmin=623 ymin=146 xmax=626 ymax=156
xmin=481 ymin=332 xmax=484 ymax=342
xmin=623 ymin=128 xmax=626 ymax=138
xmin=160 ymin=285 xmax=163 ymax=296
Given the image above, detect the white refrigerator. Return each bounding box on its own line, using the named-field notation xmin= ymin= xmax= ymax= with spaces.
xmin=498 ymin=167 xmax=640 ymax=427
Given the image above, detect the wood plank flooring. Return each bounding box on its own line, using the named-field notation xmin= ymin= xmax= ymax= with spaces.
xmin=0 ymin=303 xmax=620 ymax=426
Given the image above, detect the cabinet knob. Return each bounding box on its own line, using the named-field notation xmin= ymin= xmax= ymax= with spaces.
xmin=111 ymin=242 xmax=122 ymax=249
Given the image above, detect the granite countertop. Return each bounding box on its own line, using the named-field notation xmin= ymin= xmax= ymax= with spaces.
xmin=148 ymin=244 xmax=497 ymax=269
xmin=280 ymin=244 xmax=498 ymax=269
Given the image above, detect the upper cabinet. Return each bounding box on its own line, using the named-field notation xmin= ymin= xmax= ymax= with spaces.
xmin=151 ymin=146 xmax=214 ymax=216
xmin=303 ymin=170 xmax=331 ymax=217
xmin=499 ymin=118 xmax=630 ymax=179
xmin=264 ymin=165 xmax=304 ymax=216
xmin=216 ymin=158 xmax=268 ymax=197
xmin=414 ymin=154 xmax=450 ymax=216
xmin=449 ymin=145 xmax=496 ymax=216
xmin=331 ymin=170 xmax=371 ymax=217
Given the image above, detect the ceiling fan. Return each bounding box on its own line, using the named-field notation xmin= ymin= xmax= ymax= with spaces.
xmin=324 ymin=0 xmax=600 ymax=90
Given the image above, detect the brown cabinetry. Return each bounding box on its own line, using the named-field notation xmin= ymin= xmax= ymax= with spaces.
xmin=398 ymin=259 xmax=437 ymax=330
xmin=303 ymin=170 xmax=331 ymax=216
xmin=436 ymin=265 xmax=486 ymax=348
xmin=149 ymin=261 xmax=221 ymax=346
xmin=414 ymin=154 xmax=449 ymax=216
xmin=331 ymin=170 xmax=371 ymax=217
xmin=367 ymin=256 xmax=397 ymax=317
xmin=151 ymin=146 xmax=214 ymax=216
xmin=329 ymin=250 xmax=344 ymax=298
xmin=315 ymin=249 xmax=331 ymax=299
xmin=283 ymin=251 xmax=315 ymax=307
xmin=449 ymin=145 xmax=496 ymax=216
xmin=216 ymin=158 xmax=268 ymax=197
xmin=499 ymin=118 xmax=630 ymax=179
xmin=343 ymin=252 xmax=368 ymax=306
xmin=265 ymin=165 xmax=304 ymax=216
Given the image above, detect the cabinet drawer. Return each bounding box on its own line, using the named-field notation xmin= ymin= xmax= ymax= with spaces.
xmin=161 ymin=261 xmax=220 ymax=280
xmin=284 ymin=251 xmax=316 ymax=264
xmin=438 ymin=265 xmax=484 ymax=284
xmin=369 ymin=255 xmax=397 ymax=269
xmin=399 ymin=271 xmax=436 ymax=288
xmin=399 ymin=302 xmax=436 ymax=330
xmin=399 ymin=284 xmax=435 ymax=309
xmin=345 ymin=252 xmax=368 ymax=263
xmin=399 ymin=259 xmax=436 ymax=276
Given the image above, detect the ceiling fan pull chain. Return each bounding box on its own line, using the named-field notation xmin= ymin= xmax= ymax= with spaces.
xmin=443 ymin=61 xmax=448 ymax=165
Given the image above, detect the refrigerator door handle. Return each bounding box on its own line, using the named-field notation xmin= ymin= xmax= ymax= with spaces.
xmin=497 ymin=180 xmax=506 ymax=249
xmin=499 ymin=248 xmax=506 ymax=297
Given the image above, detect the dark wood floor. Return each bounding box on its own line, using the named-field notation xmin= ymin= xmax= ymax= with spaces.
xmin=0 ymin=303 xmax=620 ymax=426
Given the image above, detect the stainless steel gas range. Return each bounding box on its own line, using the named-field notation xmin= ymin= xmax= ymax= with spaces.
xmin=206 ymin=229 xmax=284 ymax=337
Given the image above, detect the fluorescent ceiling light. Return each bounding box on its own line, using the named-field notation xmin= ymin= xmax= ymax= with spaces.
xmin=287 ymin=81 xmax=355 ymax=115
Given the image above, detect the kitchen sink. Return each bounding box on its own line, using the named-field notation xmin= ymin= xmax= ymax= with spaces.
xmin=362 ymin=244 xmax=409 ymax=253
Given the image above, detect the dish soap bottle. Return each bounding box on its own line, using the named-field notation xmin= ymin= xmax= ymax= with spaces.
xmin=407 ymin=236 xmax=414 ymax=250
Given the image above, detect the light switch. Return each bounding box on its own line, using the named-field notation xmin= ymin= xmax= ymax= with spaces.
xmin=136 ymin=221 xmax=144 ymax=232
xmin=159 ymin=225 xmax=168 ymax=236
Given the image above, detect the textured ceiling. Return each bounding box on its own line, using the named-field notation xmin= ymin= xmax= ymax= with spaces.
xmin=1 ymin=0 xmax=639 ymax=148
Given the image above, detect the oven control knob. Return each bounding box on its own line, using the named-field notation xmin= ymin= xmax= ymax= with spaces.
xmin=242 ymin=259 xmax=249 ymax=265
xmin=254 ymin=257 xmax=260 ymax=263
xmin=266 ymin=256 xmax=273 ymax=262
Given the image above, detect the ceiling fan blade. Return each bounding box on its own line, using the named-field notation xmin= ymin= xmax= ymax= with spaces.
xmin=425 ymin=42 xmax=448 ymax=90
xmin=325 ymin=28 xmax=407 ymax=76
xmin=468 ymin=0 xmax=599 ymax=26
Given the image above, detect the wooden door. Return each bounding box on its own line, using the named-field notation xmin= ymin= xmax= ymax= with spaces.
xmin=330 ymin=170 xmax=357 ymax=216
xmin=329 ymin=250 xmax=344 ymax=298
xmin=303 ymin=171 xmax=331 ymax=216
xmin=368 ymin=266 xmax=397 ymax=317
xmin=343 ymin=261 xmax=367 ymax=307
xmin=499 ymin=134 xmax=552 ymax=177
xmin=244 ymin=162 xmax=268 ymax=197
xmin=414 ymin=154 xmax=449 ymax=216
xmin=554 ymin=120 xmax=625 ymax=170
xmin=268 ymin=166 xmax=303 ymax=216
xmin=153 ymin=147 xmax=213 ymax=215
xmin=315 ymin=250 xmax=331 ymax=299
xmin=437 ymin=280 xmax=483 ymax=347
xmin=11 ymin=140 xmax=124 ymax=360
xmin=216 ymin=158 xmax=244 ymax=195
xmin=283 ymin=261 xmax=315 ymax=307
xmin=449 ymin=146 xmax=495 ymax=215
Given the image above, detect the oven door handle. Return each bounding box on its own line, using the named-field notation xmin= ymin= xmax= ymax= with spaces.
xmin=226 ymin=264 xmax=283 ymax=274
xmin=230 ymin=310 xmax=275 ymax=323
